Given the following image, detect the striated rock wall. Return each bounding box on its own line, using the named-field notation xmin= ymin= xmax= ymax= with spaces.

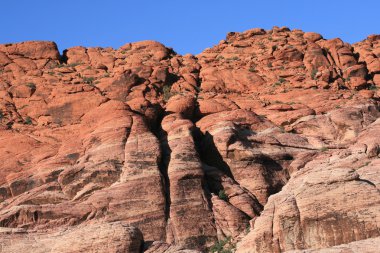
xmin=0 ymin=222 xmax=143 ymax=253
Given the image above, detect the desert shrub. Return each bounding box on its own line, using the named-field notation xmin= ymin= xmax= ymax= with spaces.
xmin=368 ymin=85 xmax=378 ymax=90
xmin=83 ymin=77 xmax=95 ymax=85
xmin=209 ymin=237 xmax=234 ymax=253
xmin=26 ymin=82 xmax=36 ymax=89
xmin=311 ymin=68 xmax=318 ymax=80
xmin=24 ymin=116 xmax=32 ymax=125
xmin=163 ymin=85 xmax=172 ymax=102
xmin=67 ymin=62 xmax=81 ymax=67
xmin=218 ymin=190 xmax=228 ymax=201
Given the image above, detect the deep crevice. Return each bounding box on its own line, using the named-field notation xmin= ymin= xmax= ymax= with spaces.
xmin=150 ymin=115 xmax=172 ymax=237
xmin=195 ymin=129 xmax=235 ymax=181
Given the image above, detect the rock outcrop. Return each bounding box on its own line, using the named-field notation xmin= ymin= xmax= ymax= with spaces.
xmin=0 ymin=27 xmax=379 ymax=252
xmin=0 ymin=222 xmax=143 ymax=253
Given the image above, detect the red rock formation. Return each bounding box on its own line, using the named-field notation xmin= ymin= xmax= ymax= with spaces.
xmin=0 ymin=222 xmax=143 ymax=253
xmin=0 ymin=27 xmax=379 ymax=252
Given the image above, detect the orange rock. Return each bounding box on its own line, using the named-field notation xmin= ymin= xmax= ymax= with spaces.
xmin=0 ymin=222 xmax=143 ymax=253
xmin=165 ymin=93 xmax=196 ymax=118
xmin=303 ymin=32 xmax=323 ymax=42
xmin=0 ymin=28 xmax=380 ymax=252
xmin=0 ymin=41 xmax=60 ymax=60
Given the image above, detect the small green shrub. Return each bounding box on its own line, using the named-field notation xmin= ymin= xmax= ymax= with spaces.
xmin=163 ymin=85 xmax=172 ymax=102
xmin=245 ymin=224 xmax=251 ymax=234
xmin=83 ymin=77 xmax=95 ymax=85
xmin=209 ymin=237 xmax=234 ymax=253
xmin=218 ymin=190 xmax=228 ymax=201
xmin=368 ymin=85 xmax=378 ymax=90
xmin=26 ymin=83 xmax=36 ymax=89
xmin=24 ymin=116 xmax=32 ymax=125
xmin=267 ymin=62 xmax=273 ymax=68
xmin=359 ymin=161 xmax=371 ymax=168
xmin=249 ymin=67 xmax=256 ymax=72
xmin=311 ymin=68 xmax=318 ymax=80
xmin=67 ymin=62 xmax=81 ymax=67
xmin=278 ymin=77 xmax=286 ymax=83
xmin=0 ymin=110 xmax=3 ymax=120
xmin=258 ymin=114 xmax=267 ymax=120
xmin=319 ymin=146 xmax=328 ymax=152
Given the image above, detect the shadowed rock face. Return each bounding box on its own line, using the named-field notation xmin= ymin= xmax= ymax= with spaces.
xmin=0 ymin=27 xmax=380 ymax=252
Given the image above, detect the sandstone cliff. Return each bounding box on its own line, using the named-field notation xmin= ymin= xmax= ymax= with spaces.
xmin=0 ymin=26 xmax=379 ymax=252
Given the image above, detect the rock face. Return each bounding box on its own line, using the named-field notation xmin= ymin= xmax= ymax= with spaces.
xmin=162 ymin=114 xmax=216 ymax=248
xmin=0 ymin=222 xmax=143 ymax=253
xmin=236 ymin=119 xmax=380 ymax=252
xmin=288 ymin=237 xmax=380 ymax=253
xmin=0 ymin=27 xmax=379 ymax=252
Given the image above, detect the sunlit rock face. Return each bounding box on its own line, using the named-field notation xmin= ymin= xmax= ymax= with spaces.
xmin=0 ymin=27 xmax=380 ymax=252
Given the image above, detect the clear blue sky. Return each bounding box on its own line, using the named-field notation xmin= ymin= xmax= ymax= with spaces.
xmin=1 ymin=1 xmax=379 ymax=55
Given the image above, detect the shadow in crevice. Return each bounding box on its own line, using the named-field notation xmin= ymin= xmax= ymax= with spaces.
xmin=259 ymin=154 xmax=291 ymax=196
xmin=146 ymin=108 xmax=172 ymax=241
xmin=157 ymin=127 xmax=172 ymax=229
xmin=193 ymin=128 xmax=235 ymax=181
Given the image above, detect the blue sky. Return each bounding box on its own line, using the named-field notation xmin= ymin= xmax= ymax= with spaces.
xmin=1 ymin=1 xmax=379 ymax=55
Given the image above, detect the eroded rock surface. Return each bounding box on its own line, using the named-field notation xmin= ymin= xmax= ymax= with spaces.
xmin=0 ymin=222 xmax=143 ymax=253
xmin=0 ymin=27 xmax=379 ymax=252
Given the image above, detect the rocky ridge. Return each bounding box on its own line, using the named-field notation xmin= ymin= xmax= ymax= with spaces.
xmin=0 ymin=26 xmax=379 ymax=252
